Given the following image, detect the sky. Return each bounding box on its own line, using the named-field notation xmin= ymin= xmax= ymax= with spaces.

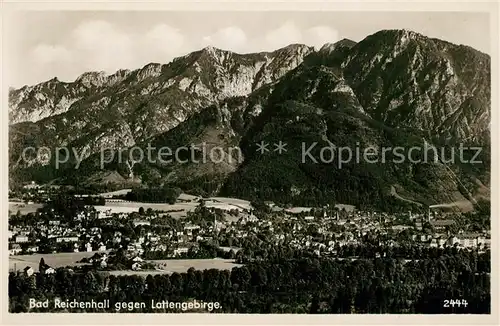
xmin=5 ymin=11 xmax=491 ymax=88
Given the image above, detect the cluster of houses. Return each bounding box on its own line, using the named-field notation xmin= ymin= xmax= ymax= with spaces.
xmin=214 ymin=208 xmax=491 ymax=255
xmin=9 ymin=204 xmax=240 ymax=259
xmin=8 ymin=220 xmax=108 ymax=256
xmin=8 ymin=192 xmax=491 ymax=269
xmin=417 ymin=233 xmax=491 ymax=250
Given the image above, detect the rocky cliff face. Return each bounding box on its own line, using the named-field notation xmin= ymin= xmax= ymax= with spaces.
xmin=9 ymin=78 xmax=85 ymax=124
xmin=342 ymin=30 xmax=490 ymax=144
xmin=219 ymin=30 xmax=490 ymax=208
xmin=9 ymin=44 xmax=313 ymax=160
xmin=9 ymin=44 xmax=313 ymax=124
xmin=8 ymin=44 xmax=312 ymax=176
xmin=9 ymin=30 xmax=490 ymax=209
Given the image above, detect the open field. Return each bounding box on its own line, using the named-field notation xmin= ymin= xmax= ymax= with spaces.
xmin=100 ymin=201 xmax=199 ymax=218
xmin=10 ymin=253 xmax=241 ymax=275
xmin=108 ymin=259 xmax=242 ymax=276
xmin=96 ymin=188 xmax=132 ymax=198
xmin=8 ymin=251 xmax=109 ymax=272
xmin=8 ymin=194 xmax=253 ymax=219
xmin=285 ymin=207 xmax=312 ymax=214
xmin=107 ymin=270 xmax=171 ymax=276
xmin=429 ymin=200 xmax=474 ymax=212
xmin=206 ymin=197 xmax=252 ymax=211
xmin=285 ymin=204 xmax=356 ymax=214
xmin=177 ymin=193 xmax=201 ymax=202
xmin=99 ymin=195 xmax=253 ymax=218
xmin=8 ymin=202 xmax=43 ymax=215
xmin=152 ymin=258 xmax=242 ymax=273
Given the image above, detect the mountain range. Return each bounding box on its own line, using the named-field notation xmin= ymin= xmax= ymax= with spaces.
xmin=9 ymin=29 xmax=491 ymax=211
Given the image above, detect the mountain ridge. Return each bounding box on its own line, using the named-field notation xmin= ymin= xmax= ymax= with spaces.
xmin=9 ymin=29 xmax=491 ymax=211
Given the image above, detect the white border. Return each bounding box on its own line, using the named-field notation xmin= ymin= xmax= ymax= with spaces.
xmin=1 ymin=1 xmax=498 ymax=325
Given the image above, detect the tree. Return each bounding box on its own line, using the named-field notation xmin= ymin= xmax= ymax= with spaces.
xmin=39 ymin=258 xmax=47 ymax=274
xmin=309 ymin=296 xmax=320 ymax=313
xmin=231 ymin=266 xmax=251 ymax=290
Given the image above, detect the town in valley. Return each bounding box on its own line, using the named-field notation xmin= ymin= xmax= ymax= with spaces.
xmin=8 ymin=181 xmax=491 ymax=313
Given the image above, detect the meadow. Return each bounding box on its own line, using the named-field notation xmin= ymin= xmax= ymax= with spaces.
xmin=10 ymin=253 xmax=241 ymax=276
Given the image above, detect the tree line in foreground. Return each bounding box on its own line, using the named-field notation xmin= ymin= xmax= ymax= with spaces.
xmin=9 ymin=250 xmax=490 ymax=314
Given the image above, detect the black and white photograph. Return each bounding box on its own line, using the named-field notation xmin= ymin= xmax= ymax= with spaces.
xmin=2 ymin=1 xmax=497 ymax=322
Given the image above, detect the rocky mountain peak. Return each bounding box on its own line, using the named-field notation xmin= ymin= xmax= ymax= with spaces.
xmin=106 ymin=69 xmax=132 ymax=86
xmin=273 ymin=43 xmax=313 ymax=56
xmin=319 ymin=39 xmax=356 ymax=53
xmin=136 ymin=63 xmax=163 ymax=81
xmin=340 ymin=29 xmax=490 ymax=143
xmin=75 ymin=71 xmax=107 ymax=88
xmin=201 ymin=45 xmax=223 ymax=54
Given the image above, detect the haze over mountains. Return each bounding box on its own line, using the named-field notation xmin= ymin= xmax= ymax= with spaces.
xmin=9 ymin=29 xmax=491 ymax=211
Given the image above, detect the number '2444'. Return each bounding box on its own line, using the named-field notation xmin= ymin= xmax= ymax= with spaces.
xmin=443 ymin=299 xmax=468 ymax=308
